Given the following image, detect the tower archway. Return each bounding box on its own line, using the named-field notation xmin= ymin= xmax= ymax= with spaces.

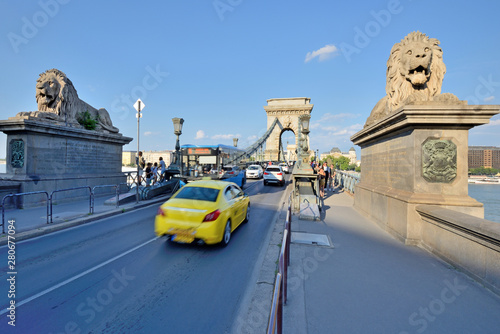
xmin=264 ymin=98 xmax=313 ymax=161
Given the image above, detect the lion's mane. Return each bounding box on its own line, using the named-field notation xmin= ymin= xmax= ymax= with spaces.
xmin=365 ymin=32 xmax=456 ymax=128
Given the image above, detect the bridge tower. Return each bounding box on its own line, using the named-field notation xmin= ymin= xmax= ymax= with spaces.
xmin=264 ymin=97 xmax=313 ymax=161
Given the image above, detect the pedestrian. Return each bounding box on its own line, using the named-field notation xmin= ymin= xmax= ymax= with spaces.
xmin=159 ymin=157 xmax=166 ymax=181
xmin=136 ymin=151 xmax=146 ymax=185
xmin=145 ymin=162 xmax=153 ymax=187
xmin=152 ymin=162 xmax=158 ymax=185
xmin=323 ymin=162 xmax=330 ymax=192
xmin=329 ymin=164 xmax=335 ymax=191
xmin=318 ymin=163 xmax=326 ymax=197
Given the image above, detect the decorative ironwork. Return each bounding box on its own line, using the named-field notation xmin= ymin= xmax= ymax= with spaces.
xmin=422 ymin=139 xmax=457 ymax=183
xmin=10 ymin=139 xmax=24 ymax=168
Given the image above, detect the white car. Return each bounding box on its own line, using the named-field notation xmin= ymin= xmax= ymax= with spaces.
xmin=263 ymin=165 xmax=285 ymax=186
xmin=278 ymin=163 xmax=289 ymax=174
xmin=246 ymin=164 xmax=263 ymax=179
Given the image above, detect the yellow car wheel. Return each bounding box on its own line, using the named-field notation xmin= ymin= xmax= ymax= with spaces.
xmin=221 ymin=220 xmax=231 ymax=247
xmin=243 ymin=204 xmax=250 ymax=223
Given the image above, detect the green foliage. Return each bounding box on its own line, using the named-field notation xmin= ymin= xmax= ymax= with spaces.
xmin=320 ymin=155 xmax=351 ymax=170
xmin=355 ymin=166 xmax=361 ymax=173
xmin=469 ymin=167 xmax=500 ymax=175
xmin=77 ymin=110 xmax=99 ymax=130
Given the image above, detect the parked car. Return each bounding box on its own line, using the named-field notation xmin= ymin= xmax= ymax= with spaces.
xmin=278 ymin=163 xmax=289 ymax=174
xmin=155 ymin=180 xmax=250 ymax=246
xmin=263 ymin=165 xmax=285 ymax=186
xmin=246 ymin=164 xmax=263 ymax=179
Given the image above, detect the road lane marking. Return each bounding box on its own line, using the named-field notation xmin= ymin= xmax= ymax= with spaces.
xmin=0 ymin=237 xmax=159 ymax=315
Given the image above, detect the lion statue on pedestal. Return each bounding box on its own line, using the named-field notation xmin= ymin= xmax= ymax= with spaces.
xmin=364 ymin=31 xmax=460 ymax=128
xmin=17 ymin=69 xmax=119 ymax=133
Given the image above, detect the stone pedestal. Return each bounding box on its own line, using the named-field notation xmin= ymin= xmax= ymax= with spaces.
xmin=351 ymin=102 xmax=500 ymax=244
xmin=0 ymin=118 xmax=132 ymax=207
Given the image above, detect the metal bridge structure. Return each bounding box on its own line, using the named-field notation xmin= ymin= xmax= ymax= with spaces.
xmin=227 ymin=97 xmax=313 ymax=164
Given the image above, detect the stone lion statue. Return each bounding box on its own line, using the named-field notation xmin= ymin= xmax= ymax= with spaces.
xmin=17 ymin=69 xmax=119 ymax=133
xmin=364 ymin=31 xmax=459 ymax=128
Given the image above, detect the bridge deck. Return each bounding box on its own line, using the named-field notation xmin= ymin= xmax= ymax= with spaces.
xmin=283 ymin=187 xmax=500 ymax=333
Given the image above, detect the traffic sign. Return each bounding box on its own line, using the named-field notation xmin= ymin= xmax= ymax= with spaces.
xmin=134 ymin=99 xmax=145 ymax=112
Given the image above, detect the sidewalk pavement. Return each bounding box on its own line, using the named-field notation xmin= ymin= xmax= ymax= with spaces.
xmin=281 ymin=187 xmax=500 ymax=333
xmin=0 ymin=192 xmax=170 ymax=245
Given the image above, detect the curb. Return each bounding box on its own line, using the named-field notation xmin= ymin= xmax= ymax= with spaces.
xmin=232 ymin=181 xmax=292 ymax=333
xmin=0 ymin=195 xmax=170 ymax=246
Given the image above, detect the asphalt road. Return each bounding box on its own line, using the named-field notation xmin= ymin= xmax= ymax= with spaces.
xmin=0 ymin=176 xmax=289 ymax=333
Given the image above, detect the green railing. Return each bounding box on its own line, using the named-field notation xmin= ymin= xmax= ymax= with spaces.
xmin=335 ymin=170 xmax=360 ymax=194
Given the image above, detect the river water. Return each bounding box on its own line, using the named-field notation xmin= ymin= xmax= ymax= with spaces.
xmin=0 ymin=163 xmax=498 ymax=222
xmin=468 ymin=183 xmax=500 ymax=223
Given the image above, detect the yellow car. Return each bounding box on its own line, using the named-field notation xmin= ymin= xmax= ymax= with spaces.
xmin=155 ymin=180 xmax=250 ymax=246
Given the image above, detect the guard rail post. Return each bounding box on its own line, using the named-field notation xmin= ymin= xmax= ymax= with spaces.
xmin=49 ymin=186 xmax=92 ymax=224
xmin=267 ymin=272 xmax=283 ymax=334
xmin=1 ymin=191 xmax=50 ymax=233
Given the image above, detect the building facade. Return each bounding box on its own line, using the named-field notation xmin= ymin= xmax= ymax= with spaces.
xmin=122 ymin=150 xmax=174 ymax=167
xmin=320 ymin=147 xmax=358 ymax=165
xmin=468 ymin=146 xmax=500 ymax=169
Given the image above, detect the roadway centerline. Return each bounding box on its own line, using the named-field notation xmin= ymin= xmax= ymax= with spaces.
xmin=0 ymin=236 xmax=159 ymax=316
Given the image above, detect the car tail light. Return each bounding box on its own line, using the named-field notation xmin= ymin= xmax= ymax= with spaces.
xmin=277 ymin=172 xmax=283 ymax=176
xmin=264 ymin=172 xmax=269 ymax=175
xmin=203 ymin=209 xmax=221 ymax=222
xmin=157 ymin=207 xmax=166 ymax=216
xmin=227 ymin=171 xmax=234 ymax=175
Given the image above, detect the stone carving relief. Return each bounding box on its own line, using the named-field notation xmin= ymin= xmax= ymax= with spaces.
xmin=10 ymin=139 xmax=24 ymax=168
xmin=15 ymin=69 xmax=119 ymax=133
xmin=422 ymin=139 xmax=457 ymax=183
xmin=365 ymin=31 xmax=460 ymax=127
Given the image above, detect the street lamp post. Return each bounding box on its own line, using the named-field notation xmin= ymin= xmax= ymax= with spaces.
xmin=233 ymin=138 xmax=238 ymax=147
xmin=172 ymin=117 xmax=184 ymax=175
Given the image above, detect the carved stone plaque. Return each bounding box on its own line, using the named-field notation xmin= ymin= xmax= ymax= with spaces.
xmin=422 ymin=139 xmax=457 ymax=183
xmin=10 ymin=139 xmax=24 ymax=168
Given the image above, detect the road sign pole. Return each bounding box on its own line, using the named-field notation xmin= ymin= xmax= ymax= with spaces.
xmin=134 ymin=99 xmax=145 ymax=203
xmin=136 ymin=101 xmax=141 ymax=203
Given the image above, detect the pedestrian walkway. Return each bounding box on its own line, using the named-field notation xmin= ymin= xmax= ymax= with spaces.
xmin=282 ymin=187 xmax=500 ymax=333
xmin=0 ymin=192 xmax=170 ymax=245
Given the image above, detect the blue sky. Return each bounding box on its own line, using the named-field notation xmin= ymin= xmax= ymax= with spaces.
xmin=1 ymin=0 xmax=499 ymax=159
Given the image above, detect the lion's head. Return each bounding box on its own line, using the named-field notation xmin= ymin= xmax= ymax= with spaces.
xmin=36 ymin=69 xmax=78 ymax=117
xmin=385 ymin=31 xmax=446 ymax=111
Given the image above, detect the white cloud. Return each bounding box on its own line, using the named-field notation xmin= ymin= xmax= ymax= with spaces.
xmin=484 ymin=96 xmax=495 ymax=102
xmin=247 ymin=135 xmax=258 ymax=141
xmin=144 ymin=131 xmax=158 ymax=136
xmin=305 ymin=44 xmax=338 ymax=63
xmin=211 ymin=134 xmax=239 ymax=140
xmin=195 ymin=130 xmax=207 ymax=139
xmin=486 ymin=118 xmax=500 ymax=126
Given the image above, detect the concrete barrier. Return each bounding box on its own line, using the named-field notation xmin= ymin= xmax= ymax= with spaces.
xmin=416 ymin=205 xmax=500 ymax=295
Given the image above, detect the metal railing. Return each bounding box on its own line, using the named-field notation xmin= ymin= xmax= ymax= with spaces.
xmin=1 ymin=182 xmax=136 ymax=232
xmin=92 ymin=185 xmax=119 ymax=210
xmin=1 ymin=191 xmax=49 ymax=233
xmin=267 ymin=194 xmax=292 ymax=334
xmin=49 ymin=187 xmax=92 ymax=224
xmin=335 ymin=170 xmax=360 ymax=194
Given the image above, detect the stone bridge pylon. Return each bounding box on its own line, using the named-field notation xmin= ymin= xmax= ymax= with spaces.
xmin=264 ymin=97 xmax=313 ymax=161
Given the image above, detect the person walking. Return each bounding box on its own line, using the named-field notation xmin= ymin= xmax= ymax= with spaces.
xmin=159 ymin=157 xmax=166 ymax=182
xmin=145 ymin=162 xmax=153 ymax=187
xmin=152 ymin=162 xmax=158 ymax=185
xmin=317 ymin=163 xmax=326 ymax=197
xmin=323 ymin=162 xmax=330 ymax=192
xmin=329 ymin=164 xmax=335 ymax=191
xmin=136 ymin=151 xmax=146 ymax=185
